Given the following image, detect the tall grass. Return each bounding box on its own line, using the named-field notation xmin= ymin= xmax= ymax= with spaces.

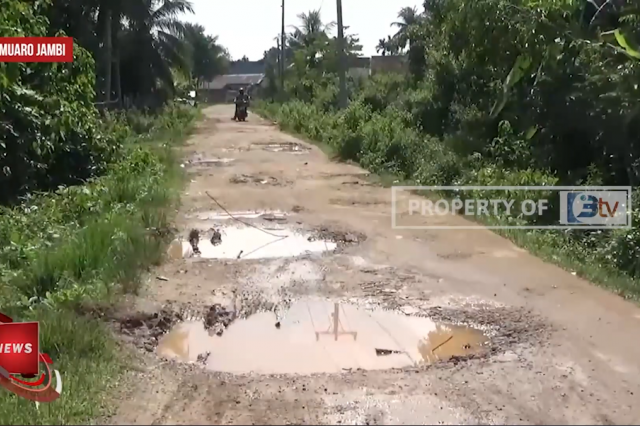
xmin=0 ymin=104 xmax=199 ymax=424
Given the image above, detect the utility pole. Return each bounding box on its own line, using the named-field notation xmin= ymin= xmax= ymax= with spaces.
xmin=336 ymin=0 xmax=348 ymax=109
xmin=280 ymin=0 xmax=285 ymax=95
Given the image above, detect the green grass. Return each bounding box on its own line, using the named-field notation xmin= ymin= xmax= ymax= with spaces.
xmin=0 ymin=104 xmax=199 ymax=424
xmin=255 ymin=103 xmax=640 ymax=302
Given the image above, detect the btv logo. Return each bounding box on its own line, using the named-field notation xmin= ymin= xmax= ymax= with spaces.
xmin=560 ymin=189 xmax=630 ymax=227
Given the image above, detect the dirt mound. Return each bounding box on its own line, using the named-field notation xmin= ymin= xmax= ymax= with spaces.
xmin=116 ymin=303 xmax=237 ymax=352
xmin=310 ymin=226 xmax=366 ymax=245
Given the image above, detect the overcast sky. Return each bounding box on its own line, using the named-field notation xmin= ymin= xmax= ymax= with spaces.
xmin=186 ymin=0 xmax=422 ymax=60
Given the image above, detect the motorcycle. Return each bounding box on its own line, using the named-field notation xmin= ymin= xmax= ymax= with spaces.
xmin=235 ymin=103 xmax=248 ymax=121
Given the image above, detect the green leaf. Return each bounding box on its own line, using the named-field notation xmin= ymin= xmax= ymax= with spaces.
xmin=613 ymin=29 xmax=640 ymax=59
xmin=490 ymin=55 xmax=532 ymax=118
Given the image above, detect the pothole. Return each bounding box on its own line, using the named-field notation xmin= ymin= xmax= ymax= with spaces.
xmin=170 ymin=216 xmax=363 ymax=260
xmin=185 ymin=210 xmax=290 ymax=221
xmin=153 ymin=299 xmax=490 ymax=374
xmin=229 ymin=174 xmax=288 ymax=186
xmin=197 ymin=227 xmax=336 ymax=259
xmin=251 ymin=142 xmax=310 ymax=153
xmin=182 ymin=155 xmax=235 ymax=167
xmin=170 ymin=225 xmax=337 ymax=260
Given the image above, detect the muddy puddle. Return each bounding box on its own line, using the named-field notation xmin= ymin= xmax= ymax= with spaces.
xmin=251 ymin=142 xmax=309 ymax=153
xmin=183 ymin=157 xmax=235 ymax=167
xmin=418 ymin=324 xmax=487 ymax=363
xmin=155 ymin=300 xmax=489 ymax=374
xmin=185 ymin=210 xmax=290 ymax=221
xmin=229 ymin=174 xmax=284 ymax=185
xmin=194 ymin=226 xmax=337 ymax=259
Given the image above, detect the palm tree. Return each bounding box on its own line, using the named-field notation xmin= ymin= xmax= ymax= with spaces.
xmin=391 ymin=6 xmax=421 ymax=51
xmin=376 ymin=36 xmax=400 ymax=56
xmin=92 ymin=0 xmax=193 ymax=103
xmin=183 ymin=23 xmax=229 ymax=88
xmin=288 ymin=9 xmax=335 ymax=50
xmin=117 ymin=0 xmax=195 ymax=102
xmin=376 ymin=38 xmax=388 ymax=56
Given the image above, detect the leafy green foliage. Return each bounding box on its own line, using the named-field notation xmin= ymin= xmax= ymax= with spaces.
xmin=0 ymin=2 xmax=202 ymax=423
xmin=259 ymin=0 xmax=640 ymax=299
xmin=0 ymin=0 xmax=120 ymax=204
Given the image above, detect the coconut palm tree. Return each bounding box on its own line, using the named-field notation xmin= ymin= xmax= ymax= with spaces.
xmin=183 ymin=23 xmax=230 ymax=88
xmin=117 ymin=0 xmax=195 ymax=102
xmin=391 ymin=6 xmax=421 ymax=51
xmin=376 ymin=36 xmax=399 ymax=56
xmin=288 ymin=9 xmax=335 ymax=50
xmin=90 ymin=0 xmax=193 ymax=103
xmin=376 ymin=38 xmax=388 ymax=55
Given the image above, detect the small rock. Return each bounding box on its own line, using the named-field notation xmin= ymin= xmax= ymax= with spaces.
xmin=156 ymin=276 xmax=169 ymax=281
xmin=211 ymin=229 xmax=222 ymax=246
xmin=197 ymin=352 xmax=211 ymax=364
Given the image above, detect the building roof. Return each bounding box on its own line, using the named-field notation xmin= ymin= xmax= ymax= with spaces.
xmin=200 ymin=74 xmax=265 ymax=90
xmin=228 ymin=60 xmax=265 ymax=74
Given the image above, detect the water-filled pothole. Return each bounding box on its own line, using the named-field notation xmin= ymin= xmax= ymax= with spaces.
xmin=184 ymin=226 xmax=337 ymax=260
xmin=186 ymin=210 xmax=290 ymax=221
xmin=156 ymin=300 xmax=488 ymax=374
xmin=184 ymin=157 xmax=235 ymax=167
xmin=252 ymin=142 xmax=310 ymax=153
xmin=229 ymin=174 xmax=285 ymax=185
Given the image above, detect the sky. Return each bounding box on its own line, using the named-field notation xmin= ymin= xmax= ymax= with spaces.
xmin=187 ymin=0 xmax=423 ymax=60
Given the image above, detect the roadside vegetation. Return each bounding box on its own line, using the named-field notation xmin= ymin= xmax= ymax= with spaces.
xmin=0 ymin=0 xmax=226 ymax=423
xmin=257 ymin=0 xmax=640 ymax=300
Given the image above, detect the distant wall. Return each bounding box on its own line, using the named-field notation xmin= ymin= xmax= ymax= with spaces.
xmin=198 ymin=89 xmax=226 ymax=104
xmin=370 ymin=56 xmax=407 ymax=75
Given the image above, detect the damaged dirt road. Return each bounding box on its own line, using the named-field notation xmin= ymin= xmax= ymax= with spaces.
xmin=108 ymin=105 xmax=640 ymax=425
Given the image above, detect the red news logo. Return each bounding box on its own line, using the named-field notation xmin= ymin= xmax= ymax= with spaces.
xmin=0 ymin=343 xmax=34 ymax=353
xmin=0 ymin=313 xmax=62 ymax=403
xmin=0 ymin=322 xmax=39 ymax=375
xmin=0 ymin=37 xmax=73 ymax=62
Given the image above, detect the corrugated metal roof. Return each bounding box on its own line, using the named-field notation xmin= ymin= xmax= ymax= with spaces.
xmin=200 ymin=74 xmax=265 ymax=90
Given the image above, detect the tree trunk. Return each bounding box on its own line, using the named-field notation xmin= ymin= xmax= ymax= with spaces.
xmin=112 ymin=16 xmax=121 ymax=108
xmin=101 ymin=7 xmax=112 ymax=103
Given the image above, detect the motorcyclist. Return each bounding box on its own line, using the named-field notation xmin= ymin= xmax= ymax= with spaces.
xmin=232 ymin=87 xmax=249 ymax=120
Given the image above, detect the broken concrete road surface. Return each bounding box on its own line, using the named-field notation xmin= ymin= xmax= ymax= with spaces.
xmin=110 ymin=106 xmax=640 ymax=425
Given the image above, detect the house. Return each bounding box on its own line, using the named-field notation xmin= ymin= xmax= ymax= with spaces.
xmin=198 ymin=60 xmax=266 ymax=103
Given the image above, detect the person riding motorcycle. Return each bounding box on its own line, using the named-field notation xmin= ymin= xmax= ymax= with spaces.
xmin=233 ymin=88 xmax=249 ymax=120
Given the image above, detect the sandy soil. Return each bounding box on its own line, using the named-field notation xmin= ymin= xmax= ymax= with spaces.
xmin=105 ymin=105 xmax=640 ymax=425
